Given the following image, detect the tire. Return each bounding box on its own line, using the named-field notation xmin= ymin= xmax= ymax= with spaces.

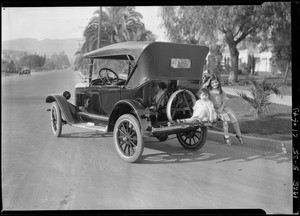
xmin=176 ymin=126 xmax=207 ymax=150
xmin=50 ymin=101 xmax=62 ymax=137
xmin=113 ymin=114 xmax=144 ymax=163
xmin=166 ymin=89 xmax=196 ymax=122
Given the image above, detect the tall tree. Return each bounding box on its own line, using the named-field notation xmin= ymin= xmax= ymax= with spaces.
xmin=114 ymin=27 xmax=156 ymax=42
xmin=81 ymin=6 xmax=150 ymax=53
xmin=160 ymin=4 xmax=279 ymax=83
xmin=258 ymin=2 xmax=291 ymax=75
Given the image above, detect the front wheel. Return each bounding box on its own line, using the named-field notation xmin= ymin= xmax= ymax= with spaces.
xmin=50 ymin=101 xmax=62 ymax=137
xmin=113 ymin=114 xmax=144 ymax=163
xmin=176 ymin=126 xmax=207 ymax=150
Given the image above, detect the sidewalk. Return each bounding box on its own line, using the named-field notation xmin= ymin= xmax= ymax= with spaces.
xmin=222 ymin=86 xmax=292 ymax=106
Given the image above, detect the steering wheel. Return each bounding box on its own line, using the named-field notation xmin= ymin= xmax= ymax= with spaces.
xmin=98 ymin=68 xmax=119 ymax=85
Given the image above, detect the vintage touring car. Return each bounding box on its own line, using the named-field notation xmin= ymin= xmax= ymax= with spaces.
xmin=46 ymin=41 xmax=210 ymax=162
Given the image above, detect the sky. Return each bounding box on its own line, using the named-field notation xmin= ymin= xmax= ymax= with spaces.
xmin=1 ymin=6 xmax=168 ymax=42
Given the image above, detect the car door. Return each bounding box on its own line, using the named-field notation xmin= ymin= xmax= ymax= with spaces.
xmin=100 ymin=85 xmax=122 ymax=116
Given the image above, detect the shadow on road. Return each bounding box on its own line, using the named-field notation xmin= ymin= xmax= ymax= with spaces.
xmin=56 ymin=131 xmax=291 ymax=165
xmin=141 ymin=137 xmax=291 ymax=165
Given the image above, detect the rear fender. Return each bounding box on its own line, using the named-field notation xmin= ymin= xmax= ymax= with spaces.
xmin=46 ymin=94 xmax=79 ymax=124
xmin=108 ymin=99 xmax=152 ymax=136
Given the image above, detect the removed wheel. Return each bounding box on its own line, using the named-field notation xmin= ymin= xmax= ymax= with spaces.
xmin=50 ymin=101 xmax=62 ymax=137
xmin=113 ymin=114 xmax=144 ymax=163
xmin=166 ymin=89 xmax=196 ymax=122
xmin=176 ymin=126 xmax=207 ymax=150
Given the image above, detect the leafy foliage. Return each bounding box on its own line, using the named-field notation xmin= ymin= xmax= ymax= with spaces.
xmin=258 ymin=2 xmax=291 ymax=72
xmin=237 ymin=77 xmax=281 ymax=119
xmin=19 ymin=54 xmax=46 ymax=69
xmin=2 ymin=59 xmax=17 ymax=72
xmin=75 ymin=6 xmax=155 ymax=71
xmin=41 ymin=52 xmax=70 ymax=71
xmin=81 ymin=6 xmax=155 ymax=54
xmin=160 ymin=4 xmax=290 ymax=82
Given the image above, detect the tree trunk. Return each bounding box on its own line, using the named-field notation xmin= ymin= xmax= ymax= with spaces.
xmin=228 ymin=44 xmax=239 ymax=84
xmin=284 ymin=61 xmax=290 ymax=85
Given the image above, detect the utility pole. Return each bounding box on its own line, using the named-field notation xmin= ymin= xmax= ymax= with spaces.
xmin=97 ymin=6 xmax=102 ymax=49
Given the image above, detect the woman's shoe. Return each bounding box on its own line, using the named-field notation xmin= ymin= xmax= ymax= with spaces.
xmin=236 ymin=135 xmax=245 ymax=144
xmin=224 ymin=136 xmax=232 ymax=146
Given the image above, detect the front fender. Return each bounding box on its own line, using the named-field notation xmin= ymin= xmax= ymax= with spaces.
xmin=108 ymin=99 xmax=151 ymax=136
xmin=46 ymin=94 xmax=79 ymax=124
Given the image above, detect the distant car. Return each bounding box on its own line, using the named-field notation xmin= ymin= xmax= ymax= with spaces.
xmin=46 ymin=41 xmax=210 ymax=162
xmin=19 ymin=67 xmax=31 ymax=76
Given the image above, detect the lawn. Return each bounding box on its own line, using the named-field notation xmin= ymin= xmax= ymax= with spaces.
xmin=220 ymin=73 xmax=292 ymax=96
xmin=210 ymin=94 xmax=292 ymax=141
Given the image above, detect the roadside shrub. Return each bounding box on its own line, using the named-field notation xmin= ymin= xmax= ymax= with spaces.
xmin=239 ymin=74 xmax=253 ymax=86
xmin=240 ymin=62 xmax=251 ymax=75
xmin=237 ymin=77 xmax=281 ymax=119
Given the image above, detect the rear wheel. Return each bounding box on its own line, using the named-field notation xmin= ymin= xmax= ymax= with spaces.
xmin=50 ymin=101 xmax=62 ymax=137
xmin=113 ymin=114 xmax=144 ymax=163
xmin=177 ymin=126 xmax=207 ymax=150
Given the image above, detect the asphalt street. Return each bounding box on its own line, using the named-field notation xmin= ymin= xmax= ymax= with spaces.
xmin=1 ymin=69 xmax=293 ymax=213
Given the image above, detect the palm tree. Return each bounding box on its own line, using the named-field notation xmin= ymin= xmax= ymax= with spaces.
xmin=81 ymin=6 xmax=154 ymax=53
xmin=237 ymin=77 xmax=281 ymax=119
xmin=115 ymin=27 xmax=156 ymax=42
xmin=81 ymin=10 xmax=111 ymax=53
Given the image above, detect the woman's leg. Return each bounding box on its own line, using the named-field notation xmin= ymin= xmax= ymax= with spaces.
xmin=233 ymin=122 xmax=242 ymax=137
xmin=223 ymin=121 xmax=229 ymax=136
xmin=233 ymin=121 xmax=245 ymax=144
xmin=223 ymin=121 xmax=231 ymax=145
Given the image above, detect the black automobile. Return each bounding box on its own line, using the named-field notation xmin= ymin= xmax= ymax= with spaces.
xmin=46 ymin=41 xmax=210 ymax=162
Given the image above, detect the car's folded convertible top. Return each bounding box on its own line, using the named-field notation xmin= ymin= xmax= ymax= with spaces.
xmin=84 ymin=41 xmax=209 ymax=87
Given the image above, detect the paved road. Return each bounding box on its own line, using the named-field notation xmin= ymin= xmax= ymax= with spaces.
xmin=2 ymin=69 xmax=293 ymax=213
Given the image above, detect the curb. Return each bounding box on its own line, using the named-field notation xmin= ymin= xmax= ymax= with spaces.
xmin=207 ymin=129 xmax=292 ymax=155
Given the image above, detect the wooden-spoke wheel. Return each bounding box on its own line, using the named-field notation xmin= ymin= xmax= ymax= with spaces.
xmin=50 ymin=101 xmax=62 ymax=137
xmin=177 ymin=126 xmax=207 ymax=150
xmin=113 ymin=114 xmax=144 ymax=163
xmin=166 ymin=89 xmax=196 ymax=122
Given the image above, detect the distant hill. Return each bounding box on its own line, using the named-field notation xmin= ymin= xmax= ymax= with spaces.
xmin=2 ymin=38 xmax=82 ymax=64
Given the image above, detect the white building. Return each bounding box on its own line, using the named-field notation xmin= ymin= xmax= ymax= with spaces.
xmin=222 ymin=40 xmax=280 ymax=74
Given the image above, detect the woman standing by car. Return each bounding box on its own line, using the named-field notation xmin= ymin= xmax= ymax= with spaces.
xmin=204 ymin=74 xmax=245 ymax=146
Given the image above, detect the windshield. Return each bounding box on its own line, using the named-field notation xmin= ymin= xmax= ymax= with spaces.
xmin=80 ymin=58 xmax=130 ymax=80
xmin=93 ymin=59 xmax=129 ymax=79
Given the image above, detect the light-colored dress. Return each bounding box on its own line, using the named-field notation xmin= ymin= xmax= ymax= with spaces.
xmin=209 ymin=91 xmax=238 ymax=123
xmin=192 ymin=99 xmax=217 ymax=121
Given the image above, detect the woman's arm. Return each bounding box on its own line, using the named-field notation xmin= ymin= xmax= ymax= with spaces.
xmin=218 ymin=100 xmax=226 ymax=113
xmin=208 ymin=108 xmax=214 ymax=122
xmin=217 ymin=92 xmax=229 ymax=113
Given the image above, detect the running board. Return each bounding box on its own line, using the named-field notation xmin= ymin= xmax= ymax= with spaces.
xmin=70 ymin=122 xmax=107 ymax=133
xmin=152 ymin=122 xmax=213 ymax=135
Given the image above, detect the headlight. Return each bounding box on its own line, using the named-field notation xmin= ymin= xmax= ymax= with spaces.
xmin=62 ymin=91 xmax=71 ymax=100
